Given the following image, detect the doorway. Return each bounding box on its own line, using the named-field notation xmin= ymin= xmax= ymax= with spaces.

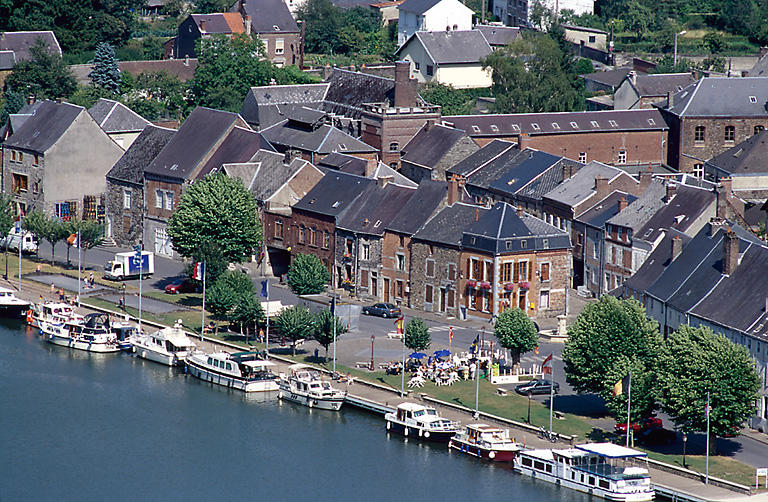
xmin=384 ymin=278 xmax=390 ymax=302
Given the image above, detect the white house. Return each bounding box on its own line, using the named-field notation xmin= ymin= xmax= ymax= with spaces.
xmin=498 ymin=0 xmax=594 ymax=27
xmin=397 ymin=0 xmax=474 ymax=46
xmin=394 ymin=30 xmax=493 ymax=89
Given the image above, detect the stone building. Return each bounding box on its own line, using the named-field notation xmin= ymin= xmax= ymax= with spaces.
xmin=613 ymin=72 xmax=696 ymax=110
xmin=399 ymin=122 xmax=479 ymax=182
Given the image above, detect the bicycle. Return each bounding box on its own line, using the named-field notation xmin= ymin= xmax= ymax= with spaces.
xmin=538 ymin=427 xmax=558 ymax=443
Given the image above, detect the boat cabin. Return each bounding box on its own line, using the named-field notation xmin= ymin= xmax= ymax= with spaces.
xmin=465 ymin=424 xmax=511 ymax=444
xmin=395 ymin=403 xmax=437 ymax=422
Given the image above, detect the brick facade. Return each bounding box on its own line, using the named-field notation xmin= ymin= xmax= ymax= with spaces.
xmin=360 ymin=104 xmax=442 ymax=168
xmin=288 ymin=208 xmax=336 ymax=276
xmin=381 ymin=231 xmax=414 ymax=306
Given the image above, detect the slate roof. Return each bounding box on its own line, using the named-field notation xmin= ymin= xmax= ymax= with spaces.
xmin=387 ymin=180 xmax=448 ymax=234
xmin=241 ymin=83 xmax=329 ymax=127
xmin=105 ymin=125 xmax=176 ymax=185
xmin=633 ymin=183 xmax=716 ymax=244
xmin=577 ymin=191 xmax=637 ymax=229
xmin=401 ymin=124 xmax=469 ymax=168
xmin=293 ymin=171 xmax=375 ymax=218
xmin=626 ymin=72 xmax=696 ymax=97
xmin=190 ymin=13 xmax=245 ymax=34
xmin=412 ymin=203 xmax=489 ymax=247
xmin=447 ymin=139 xmax=517 ymax=178
xmin=662 ymin=77 xmax=768 ymax=117
xmin=260 ymin=119 xmax=376 ymax=155
xmin=622 ymin=229 xmax=691 ymax=295
xmin=398 ymin=0 xmax=443 ymax=13
xmin=462 ymin=202 xmax=571 ymax=254
xmin=486 ymin=150 xmax=570 ymax=197
xmin=748 ymin=53 xmax=768 ymax=77
xmin=580 ymin=68 xmax=638 ymax=88
xmin=323 ymin=68 xmax=395 ymax=116
xmin=442 ymin=109 xmax=666 ymax=137
xmin=474 ymin=25 xmax=521 ymax=46
xmin=4 ymin=100 xmax=83 ymax=153
xmin=88 ymin=99 xmax=150 ymax=134
xmin=705 ymin=130 xmax=768 ymax=175
xmin=221 ymin=150 xmax=310 ymax=201
xmin=235 ymin=0 xmax=300 ymax=33
xmin=337 ymin=183 xmax=417 ymax=235
xmin=144 ymin=107 xmax=245 ymax=180
xmin=70 ymin=59 xmax=199 ymax=86
xmin=317 ymin=152 xmax=369 ymax=173
xmin=543 ymin=162 xmax=630 ymax=208
xmin=0 ymin=31 xmax=60 ymax=69
xmin=196 ymin=126 xmax=275 ymax=179
xmin=396 ymin=31 xmax=492 ymax=65
xmin=607 ymin=179 xmax=666 ymax=230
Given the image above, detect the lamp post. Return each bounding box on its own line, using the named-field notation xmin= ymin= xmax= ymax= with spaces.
xmin=682 ymin=432 xmax=688 ymax=468
xmin=369 ymin=335 xmax=375 ymax=371
xmin=673 ymin=30 xmax=687 ymax=67
xmin=527 ymin=391 xmax=532 ymax=424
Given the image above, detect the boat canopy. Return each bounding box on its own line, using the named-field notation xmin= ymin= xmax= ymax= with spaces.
xmin=156 ymin=327 xmax=194 ymax=347
xmin=289 ymin=363 xmax=313 ymax=371
xmin=242 ymin=360 xmax=277 ymax=369
xmin=575 ymin=443 xmax=647 ymax=458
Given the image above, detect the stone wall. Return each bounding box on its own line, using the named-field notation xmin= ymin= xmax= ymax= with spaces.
xmin=105 ymin=179 xmax=143 ymax=246
xmin=410 ymin=241 xmax=461 ymax=316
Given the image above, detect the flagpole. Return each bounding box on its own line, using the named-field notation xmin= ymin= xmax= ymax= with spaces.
xmin=265 ymin=282 xmax=269 ymax=358
xmin=17 ymin=216 xmax=22 ymax=292
xmin=200 ymin=261 xmax=206 ymax=340
xmin=706 ymin=391 xmax=710 ymax=484
xmin=549 ymin=357 xmax=554 ymax=437
xmin=332 ymin=294 xmax=336 ymax=375
xmin=400 ymin=316 xmax=405 ymax=396
xmin=475 ymin=327 xmax=484 ymax=419
xmin=138 ymin=246 xmax=142 ymax=333
xmin=626 ymin=371 xmax=632 ymax=448
xmin=77 ymin=229 xmax=81 ymax=308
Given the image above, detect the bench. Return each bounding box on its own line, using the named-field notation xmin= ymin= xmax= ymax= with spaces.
xmin=496 ymin=388 xmax=508 ymax=396
xmin=355 ymin=361 xmax=370 ymax=369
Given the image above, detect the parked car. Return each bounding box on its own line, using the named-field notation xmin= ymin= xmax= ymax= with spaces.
xmin=615 ymin=416 xmax=662 ymax=434
xmin=636 ymin=427 xmax=676 ymax=445
xmin=362 ymin=303 xmax=401 ymax=318
xmin=514 ymin=379 xmax=560 ymax=396
xmin=164 ymin=279 xmax=199 ymax=294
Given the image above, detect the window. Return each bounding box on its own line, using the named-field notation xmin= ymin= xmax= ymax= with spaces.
xmin=155 ymin=189 xmax=163 ymax=208
xmin=471 ymin=257 xmax=481 ymax=280
xmin=164 ymin=191 xmax=174 ymax=210
xmin=154 ymin=227 xmax=172 ymax=256
xmin=502 ymin=262 xmax=512 ymax=282
xmin=274 ymin=218 xmax=283 ymax=239
xmin=694 ymin=125 xmax=705 ymax=142
xmin=425 ymin=258 xmax=435 ymax=277
xmin=310 ymin=227 xmax=317 ymax=246
xmin=693 ymin=163 xmax=704 ymax=178
xmin=426 ymin=65 xmax=434 ymax=76
xmin=513 ymin=261 xmax=528 ymax=282
xmin=755 ymin=125 xmax=764 ymax=135
xmin=361 ymin=243 xmax=370 ymax=260
xmin=531 ymin=123 xmax=540 ymax=130
xmin=389 ymin=142 xmax=399 ymax=152
xmin=298 ymin=225 xmax=305 ymax=243
xmin=32 ymin=181 xmax=39 ymax=194
xmin=11 ymin=173 xmax=27 ymax=194
xmin=578 ymin=152 xmax=586 ymax=163
xmin=540 ymin=262 xmax=550 ymax=281
xmin=399 ymin=235 xmax=405 ymax=247
xmin=18 ymin=152 xmax=22 ymax=162
xmin=396 ymin=280 xmax=404 ymax=298
xmin=414 ymin=62 xmax=420 ymax=70
xmin=485 ymin=261 xmax=493 ymax=282
xmin=551 ymin=122 xmax=560 ymax=130
xmin=570 ymin=121 xmax=578 ymax=129
xmin=608 ymin=120 xmax=618 ymax=127
xmin=588 ymin=35 xmax=596 ymax=43
xmin=724 ymin=125 xmax=735 ymax=142
xmin=123 ymin=189 xmax=131 ymax=209
xmin=33 ymin=154 xmax=39 ymax=165
xmin=346 ymin=239 xmax=353 ymax=254
xmin=323 ymin=230 xmax=330 ymax=249
xmin=590 ymin=121 xmax=599 ymax=128
xmin=425 ymin=284 xmax=433 ymax=304
xmin=617 ymin=150 xmax=627 ymax=164
xmin=275 ymin=38 xmax=284 ymax=54
xmin=11 ymin=151 xmax=16 ymax=161
xmin=448 ymin=263 xmax=456 ymax=281
xmin=396 ymin=253 xmax=405 ymax=271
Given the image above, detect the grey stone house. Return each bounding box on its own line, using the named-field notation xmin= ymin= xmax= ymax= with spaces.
xmin=399 ymin=123 xmax=479 ymax=182
xmin=88 ymin=98 xmax=150 ymax=150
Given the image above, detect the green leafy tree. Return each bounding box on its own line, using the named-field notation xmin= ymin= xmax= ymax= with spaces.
xmin=701 ymin=32 xmax=726 ymax=53
xmin=494 ymin=307 xmax=538 ymax=368
xmin=313 ymin=308 xmax=347 ymax=361
xmin=623 ymin=0 xmax=654 ymax=40
xmin=26 ymin=213 xmax=69 ymax=265
xmin=405 ymin=317 xmax=431 ymax=352
xmin=418 ymin=83 xmax=489 ymax=116
xmin=206 ymin=270 xmax=255 ymax=320
xmin=0 ymin=88 xmax=26 ymax=126
xmin=72 ymin=219 xmax=104 ymax=265
xmin=89 ymin=42 xmax=121 ymax=93
xmin=229 ymin=294 xmax=265 ymax=336
xmin=68 ymin=85 xmax=115 ymax=109
xmin=298 ymin=0 xmax=342 ymax=54
xmin=574 ymin=58 xmax=594 ymax=75
xmin=287 ymin=253 xmax=330 ymax=295
xmin=658 ymin=325 xmax=760 ymax=446
xmin=274 ymin=305 xmax=315 ymax=355
xmin=21 ymin=209 xmax=47 ymax=259
xmin=5 ymin=39 xmax=77 ymax=100
xmin=120 ymin=71 xmax=188 ymax=121
xmin=193 ymin=0 xmax=233 ymax=12
xmin=168 ymin=172 xmax=262 ymax=266
xmin=183 ymin=241 xmax=229 ymax=284
xmin=562 ymin=296 xmax=663 ymax=420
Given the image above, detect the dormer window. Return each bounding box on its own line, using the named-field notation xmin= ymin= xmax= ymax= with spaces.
xmin=531 ymin=123 xmax=540 ymax=130
xmin=750 ymin=96 xmax=758 ymax=103
xmin=472 ymin=125 xmax=480 ymax=132
xmin=490 ymin=125 xmax=499 ymax=132
xmin=551 ymin=122 xmax=560 ymax=130
xmin=608 ymin=120 xmax=618 ymax=127
xmin=512 ymin=124 xmax=520 ymax=131
xmin=570 ymin=122 xmax=578 ymax=129
xmin=590 ymin=121 xmax=599 ymax=128
xmin=338 ymin=144 xmax=347 ymax=150
xmin=647 ymin=118 xmax=655 ymax=125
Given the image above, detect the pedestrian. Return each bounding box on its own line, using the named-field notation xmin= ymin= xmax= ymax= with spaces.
xmin=58 ymin=288 xmax=65 ymax=301
xmin=118 ymin=297 xmax=124 ymax=310
xmin=89 ymin=272 xmax=94 ymax=287
xmin=50 ymin=283 xmax=55 ymax=294
xmin=346 ymin=373 xmax=353 ymax=386
xmin=36 ymin=263 xmax=42 ymax=273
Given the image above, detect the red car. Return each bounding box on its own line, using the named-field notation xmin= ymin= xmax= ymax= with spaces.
xmin=164 ymin=279 xmax=199 ymax=294
xmin=615 ymin=417 xmax=662 ymax=434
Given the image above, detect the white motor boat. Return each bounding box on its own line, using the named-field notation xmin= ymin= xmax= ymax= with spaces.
xmin=132 ymin=322 xmax=196 ymax=366
xmin=278 ymin=364 xmax=346 ymax=410
xmin=27 ymin=301 xmax=83 ymax=329
xmin=0 ymin=286 xmax=30 ymax=319
xmin=186 ymin=351 xmax=279 ymax=392
xmin=385 ymin=402 xmax=460 ymax=442
xmin=514 ymin=442 xmax=654 ymax=501
xmin=449 ymin=424 xmax=522 ymax=462
xmin=40 ymin=313 xmax=120 ymax=353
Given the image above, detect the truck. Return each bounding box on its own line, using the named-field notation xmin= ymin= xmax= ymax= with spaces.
xmin=0 ymin=227 xmax=38 ymax=254
xmin=104 ymin=251 xmax=155 ymax=280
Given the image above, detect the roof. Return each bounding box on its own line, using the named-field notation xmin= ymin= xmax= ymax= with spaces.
xmin=706 ymin=130 xmax=768 ymax=175
xmin=293 ymin=171 xmax=375 ymax=218
xmin=318 ymin=151 xmax=370 ymax=173
xmin=577 ymin=191 xmax=637 ymax=228
xmin=575 ymin=443 xmax=646 ymax=458
xmin=486 ymin=149 xmax=569 ymax=196
xmin=4 ymin=100 xmax=83 ymax=153
xmin=626 ymin=72 xmax=696 ymax=97
xmin=398 ymin=0 xmax=446 ymax=14
xmin=337 ymin=183 xmax=417 ymax=235
xmin=544 ymin=162 xmax=629 ymax=208
xmin=144 ymin=107 xmax=244 ymax=180
xmin=461 ymin=202 xmax=571 ymax=254
xmin=663 ymin=77 xmax=768 ymax=117
xmin=622 ymin=229 xmax=692 ymax=294
xmin=235 ymin=0 xmax=300 ymax=33
xmin=473 ymin=25 xmax=521 ymax=46
xmin=635 ymin=183 xmax=715 ymax=243
xmin=387 ymin=180 xmax=448 ymax=234
xmin=401 ymin=124 xmax=469 ymax=168
xmin=561 ymin=24 xmax=608 ymax=35
xmin=260 ymin=119 xmax=376 ymax=154
xmin=396 ymin=31 xmax=492 ymax=65
xmin=70 ymin=59 xmax=199 ymax=86
xmin=190 ymin=13 xmax=245 ymax=34
xmin=0 ymin=31 xmax=61 ymax=69
xmin=241 ymin=83 xmax=330 ymax=127
xmin=196 ymin=126 xmax=275 ymax=179
xmin=580 ymin=67 xmax=638 ymax=88
xmin=447 ymin=139 xmax=517 ymax=178
xmin=442 ymin=109 xmax=667 ymax=137
xmin=748 ymin=53 xmax=768 ymax=77
xmin=607 ymin=179 xmax=666 ymax=230
xmin=221 ymin=150 xmax=309 ymax=201
xmin=88 ymin=99 xmax=150 ymax=134
xmin=323 ymin=68 xmax=395 ymax=116
xmin=412 ymin=203 xmax=490 ymax=247
xmin=106 ymin=125 xmax=176 ymax=184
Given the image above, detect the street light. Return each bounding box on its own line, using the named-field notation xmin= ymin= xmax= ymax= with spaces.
xmin=674 ymin=30 xmax=687 ymax=67
xmin=369 ymin=335 xmax=375 ymax=371
xmin=682 ymin=432 xmax=688 ymax=468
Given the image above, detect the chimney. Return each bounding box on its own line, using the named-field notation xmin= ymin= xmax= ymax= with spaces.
xmin=723 ymin=229 xmax=739 ymax=275
xmin=475 ymin=208 xmax=479 ymax=221
xmin=671 ymin=235 xmax=683 ymax=261
xmin=516 ymin=205 xmax=524 ymax=217
xmin=664 ymin=182 xmax=677 ymax=203
xmin=377 ymin=175 xmax=394 ymax=188
xmin=394 ymin=60 xmax=417 ymax=108
xmin=424 ymin=120 xmax=432 ymax=132
xmin=244 ymin=15 xmax=252 ymax=35
xmin=667 ymin=91 xmax=674 ymax=108
xmin=628 ymin=70 xmax=637 ymax=85
xmin=716 ymin=177 xmax=733 ymax=219
xmin=709 ymin=216 xmax=725 ymax=237
xmin=594 ymin=175 xmax=609 ymax=198
xmin=618 ymin=196 xmax=628 ymax=212
xmin=200 ymin=20 xmax=206 ymax=32
xmin=638 ymin=169 xmax=653 ymax=190
xmin=184 ymin=56 xmax=189 ymax=66
xmin=563 ymin=162 xmax=575 ymax=179
xmin=365 ymin=158 xmax=378 ymax=178
xmin=448 ymin=178 xmax=459 ymax=205
xmin=239 ymin=0 xmax=247 ymax=15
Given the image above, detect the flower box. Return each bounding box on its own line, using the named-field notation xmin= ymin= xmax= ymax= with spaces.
xmin=466 ymin=279 xmax=477 ymax=288
xmin=518 ymin=281 xmax=530 ymax=290
xmin=503 ymin=283 xmax=515 ymax=291
xmin=479 ymin=282 xmax=492 ymax=290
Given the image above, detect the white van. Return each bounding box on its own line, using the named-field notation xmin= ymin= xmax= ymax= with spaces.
xmin=0 ymin=228 xmax=38 ymax=254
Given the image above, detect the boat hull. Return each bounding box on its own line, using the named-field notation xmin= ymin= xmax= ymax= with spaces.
xmin=43 ymin=332 xmax=121 ymax=353
xmin=448 ymin=438 xmax=517 ymax=462
xmin=514 ymin=464 xmax=654 ymax=502
xmin=133 ymin=345 xmax=186 ymax=367
xmin=186 ymin=359 xmax=279 ymax=392
xmin=0 ymin=303 xmax=30 ymax=319
xmin=277 ymin=386 xmax=344 ymax=410
xmin=385 ymin=420 xmax=457 ymax=442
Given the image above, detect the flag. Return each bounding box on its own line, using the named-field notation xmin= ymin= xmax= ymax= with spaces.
xmin=705 ymin=397 xmax=712 ymax=418
xmin=66 ymin=233 xmax=78 ymax=247
xmin=449 ymin=326 xmax=454 ymax=344
xmin=469 ymin=335 xmax=479 ymax=354
xmin=613 ymin=374 xmax=631 ymax=396
xmin=192 ymin=262 xmax=205 ymax=281
xmin=394 ymin=314 xmax=404 ymax=334
xmin=260 ymin=279 xmax=269 ymax=298
xmin=542 ymin=353 xmax=553 ymax=375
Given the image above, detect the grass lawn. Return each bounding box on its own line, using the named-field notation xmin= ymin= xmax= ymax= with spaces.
xmin=642 ymin=450 xmax=760 ymax=489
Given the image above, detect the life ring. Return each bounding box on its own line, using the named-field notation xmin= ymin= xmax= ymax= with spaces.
xmin=423 ymin=431 xmax=430 ymax=439
xmin=488 ymin=451 xmax=496 ymax=459
xmin=26 ymin=310 xmax=34 ymax=324
xmin=404 ymin=427 xmax=409 ymax=436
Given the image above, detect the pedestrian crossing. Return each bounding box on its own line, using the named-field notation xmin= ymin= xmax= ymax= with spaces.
xmin=428 ymin=326 xmax=453 ymax=333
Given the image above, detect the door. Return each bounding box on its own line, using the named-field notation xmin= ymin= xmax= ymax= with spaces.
xmin=106 ymin=215 xmax=113 ymax=238
xmin=384 ymin=278 xmax=390 ymax=303
xmin=440 ymin=288 xmax=446 ymax=312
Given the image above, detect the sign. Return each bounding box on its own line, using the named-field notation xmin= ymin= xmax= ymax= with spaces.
xmin=757 ymin=467 xmax=768 ymax=489
xmin=758 ymin=468 xmax=768 ymax=476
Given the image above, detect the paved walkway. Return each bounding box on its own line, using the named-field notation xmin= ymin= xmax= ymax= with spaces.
xmin=98 ymin=293 xmax=190 ymax=315
xmin=27 ymin=273 xmax=111 ymax=297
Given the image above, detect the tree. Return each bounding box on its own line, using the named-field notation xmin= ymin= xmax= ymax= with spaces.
xmin=418 ymin=83 xmax=488 ymax=116
xmin=658 ymin=325 xmax=760 ymax=445
xmin=168 ymin=172 xmax=262 ymax=266
xmin=562 ymin=296 xmax=663 ymax=420
xmin=0 ymin=88 xmax=26 ymax=126
xmin=483 ymin=32 xmax=584 ymax=114
xmin=206 ymin=270 xmax=255 ymax=321
xmin=494 ymin=307 xmax=538 ymax=369
xmin=72 ymin=219 xmax=104 ymax=265
xmin=120 ymin=71 xmax=187 ymax=121
xmin=405 ymin=317 xmax=431 ymax=352
xmin=193 ymin=0 xmax=233 ymax=12
xmin=313 ymin=308 xmax=347 ymax=361
xmin=183 ymin=241 xmax=229 ymax=284
xmin=89 ymin=42 xmax=121 ymax=93
xmin=702 ymin=32 xmax=726 ymax=53
xmin=0 ymin=195 xmax=15 ymax=274
xmin=229 ymin=294 xmax=265 ymax=336
xmin=21 ymin=210 xmax=47 ymax=259
xmin=287 ymin=253 xmax=330 ymax=295
xmin=274 ymin=305 xmax=315 ymax=355
xmin=24 ymin=213 xmax=68 ymax=265
xmin=5 ymin=39 xmax=77 ymax=100
xmin=297 ymin=0 xmax=342 ymax=54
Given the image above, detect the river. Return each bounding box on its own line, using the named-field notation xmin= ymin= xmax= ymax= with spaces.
xmin=0 ymin=320 xmax=590 ymax=501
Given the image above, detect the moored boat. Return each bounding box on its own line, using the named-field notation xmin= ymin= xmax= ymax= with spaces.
xmin=27 ymin=301 xmax=83 ymax=329
xmin=449 ymin=424 xmax=521 ymax=462
xmin=385 ymin=402 xmax=460 ymax=442
xmin=278 ymin=364 xmax=346 ymax=410
xmin=0 ymin=287 xmax=30 ymax=319
xmin=186 ymin=351 xmax=279 ymax=392
xmin=132 ymin=322 xmax=196 ymax=366
xmin=513 ymin=442 xmax=654 ymax=501
xmin=40 ymin=313 xmax=120 ymax=353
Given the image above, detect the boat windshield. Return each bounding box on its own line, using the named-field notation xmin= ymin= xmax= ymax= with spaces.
xmin=413 ymin=409 xmax=438 ymax=417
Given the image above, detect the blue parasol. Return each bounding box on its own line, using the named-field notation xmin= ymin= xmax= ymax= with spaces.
xmin=433 ymin=349 xmax=451 ymax=357
xmin=409 ymin=352 xmax=427 ymax=359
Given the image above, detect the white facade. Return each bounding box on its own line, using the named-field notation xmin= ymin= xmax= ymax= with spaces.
xmin=398 ymin=0 xmax=473 ymax=46
xmin=398 ymin=39 xmax=492 ymax=89
xmin=540 ymin=0 xmax=594 ymax=16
